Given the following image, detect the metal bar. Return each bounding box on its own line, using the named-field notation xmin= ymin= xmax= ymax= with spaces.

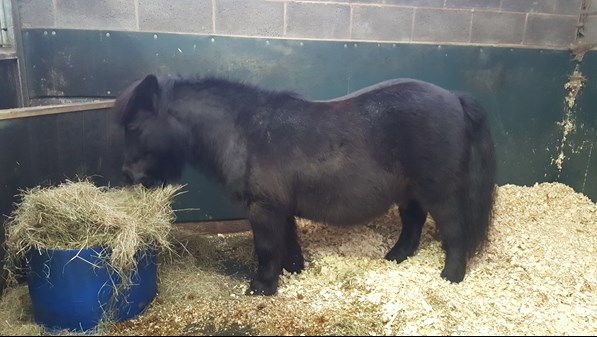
xmin=4 ymin=0 xmax=14 ymax=46
xmin=0 ymin=100 xmax=115 ymax=121
xmin=11 ymin=0 xmax=28 ymax=107
xmin=0 ymin=0 xmax=8 ymax=46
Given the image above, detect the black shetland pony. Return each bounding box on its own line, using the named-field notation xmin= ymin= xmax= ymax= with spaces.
xmin=113 ymin=74 xmax=496 ymax=296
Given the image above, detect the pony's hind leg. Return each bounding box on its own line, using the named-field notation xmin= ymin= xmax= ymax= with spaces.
xmin=429 ymin=198 xmax=467 ymax=283
xmin=282 ymin=215 xmax=305 ymax=274
xmin=385 ymin=200 xmax=427 ymax=264
xmin=246 ymin=203 xmax=286 ymax=296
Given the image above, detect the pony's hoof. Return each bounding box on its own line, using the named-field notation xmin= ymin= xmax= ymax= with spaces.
xmin=440 ymin=267 xmax=465 ymax=283
xmin=384 ymin=250 xmax=411 ymax=264
xmin=246 ymin=279 xmax=277 ymax=296
xmin=283 ymin=258 xmax=305 ymax=274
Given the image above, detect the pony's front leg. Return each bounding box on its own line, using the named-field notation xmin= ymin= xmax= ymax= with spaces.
xmin=246 ymin=203 xmax=286 ymax=296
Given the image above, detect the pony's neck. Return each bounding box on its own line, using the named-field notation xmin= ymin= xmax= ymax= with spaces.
xmin=167 ymin=79 xmax=257 ymax=196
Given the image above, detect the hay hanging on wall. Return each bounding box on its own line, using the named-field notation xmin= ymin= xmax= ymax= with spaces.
xmin=3 ymin=179 xmax=185 ymax=288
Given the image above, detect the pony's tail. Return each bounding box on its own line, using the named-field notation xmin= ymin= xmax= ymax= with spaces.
xmin=458 ymin=93 xmax=497 ymax=256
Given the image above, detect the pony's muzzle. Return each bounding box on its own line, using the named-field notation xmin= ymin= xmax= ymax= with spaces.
xmin=122 ymin=167 xmax=154 ymax=187
xmin=122 ymin=167 xmax=138 ymax=184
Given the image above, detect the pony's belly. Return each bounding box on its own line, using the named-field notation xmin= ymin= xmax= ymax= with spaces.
xmin=297 ymin=198 xmax=393 ymax=226
xmin=295 ymin=184 xmax=397 ymax=226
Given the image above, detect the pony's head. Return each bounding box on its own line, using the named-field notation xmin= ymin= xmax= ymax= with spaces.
xmin=113 ymin=74 xmax=188 ymax=187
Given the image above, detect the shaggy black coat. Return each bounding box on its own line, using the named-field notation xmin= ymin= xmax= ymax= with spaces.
xmin=114 ymin=74 xmax=497 ymax=295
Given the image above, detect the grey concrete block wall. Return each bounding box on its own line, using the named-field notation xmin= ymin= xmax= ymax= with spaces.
xmin=54 ymin=0 xmax=136 ymax=31
xmin=579 ymin=0 xmax=597 ymax=45
xmin=17 ymin=0 xmax=55 ymax=28
xmin=471 ymin=11 xmax=526 ymax=45
xmin=584 ymin=15 xmax=597 ymax=44
xmin=216 ymin=0 xmax=284 ymax=36
xmin=139 ymin=0 xmax=212 ymax=34
xmin=501 ymin=0 xmax=558 ymax=13
xmin=14 ymin=0 xmax=591 ymax=50
xmin=413 ymin=8 xmax=471 ymax=43
xmin=286 ymin=2 xmax=350 ymax=39
xmin=351 ymin=5 xmax=413 ymax=42
xmin=525 ymin=13 xmax=578 ymax=47
xmin=445 ymin=0 xmax=501 ymax=10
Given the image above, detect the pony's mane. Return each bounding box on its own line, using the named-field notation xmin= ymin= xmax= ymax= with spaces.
xmin=159 ymin=75 xmax=306 ymax=102
xmin=113 ymin=75 xmax=307 ymax=126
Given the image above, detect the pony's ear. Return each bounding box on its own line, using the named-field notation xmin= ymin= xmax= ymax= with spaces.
xmin=135 ymin=74 xmax=159 ymax=109
xmin=113 ymin=74 xmax=160 ymax=126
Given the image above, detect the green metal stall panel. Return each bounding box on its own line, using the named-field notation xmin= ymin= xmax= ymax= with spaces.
xmin=6 ymin=30 xmax=594 ymax=224
xmin=557 ymin=52 xmax=597 ymax=199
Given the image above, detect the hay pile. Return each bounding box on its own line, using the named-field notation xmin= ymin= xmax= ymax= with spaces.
xmin=1 ymin=182 xmax=596 ymax=335
xmin=3 ymin=179 xmax=184 ymax=288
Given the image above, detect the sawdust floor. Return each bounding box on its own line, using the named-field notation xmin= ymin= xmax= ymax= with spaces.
xmin=1 ymin=182 xmax=595 ymax=336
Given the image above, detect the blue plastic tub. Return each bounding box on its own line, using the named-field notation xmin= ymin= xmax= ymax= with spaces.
xmin=27 ymin=247 xmax=157 ymax=332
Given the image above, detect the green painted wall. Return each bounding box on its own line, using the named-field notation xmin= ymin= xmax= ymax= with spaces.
xmin=557 ymin=52 xmax=597 ymax=199
xmin=0 ymin=30 xmax=594 ymax=226
xmin=0 ymin=59 xmax=19 ymax=109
